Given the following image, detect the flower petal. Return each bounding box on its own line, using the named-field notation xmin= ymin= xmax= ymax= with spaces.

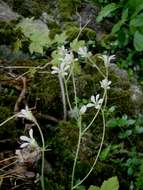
xmin=29 ymin=129 xmax=33 ymax=139
xmin=20 ymin=142 xmax=29 ymax=148
xmin=91 ymin=95 xmax=96 ymax=104
xmin=80 ymin=105 xmax=87 ymax=114
xmin=98 ymin=98 xmax=103 ymax=104
xmin=86 ymin=103 xmax=94 ymax=108
xmin=95 ymin=105 xmax=100 ymax=109
xmin=51 ymin=70 xmax=59 ymax=74
xmin=51 ymin=66 xmax=59 ymax=70
xmin=17 ymin=113 xmax=25 ymax=118
xmin=20 ymin=136 xmax=31 ymax=142
xmin=95 ymin=94 xmax=100 ymax=101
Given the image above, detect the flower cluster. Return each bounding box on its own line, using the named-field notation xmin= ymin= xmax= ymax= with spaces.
xmin=100 ymin=78 xmax=111 ymax=90
xmin=20 ymin=128 xmax=38 ymax=149
xmin=51 ymin=46 xmax=73 ymax=77
xmin=16 ymin=129 xmax=41 ymax=164
xmin=17 ymin=105 xmax=35 ymax=122
xmin=80 ymin=94 xmax=103 ymax=115
xmin=79 ymin=77 xmax=111 ymax=115
xmin=78 ymin=46 xmax=91 ymax=58
xmin=98 ymin=54 xmax=115 ymax=67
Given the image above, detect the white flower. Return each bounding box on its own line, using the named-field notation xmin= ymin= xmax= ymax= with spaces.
xmin=98 ymin=55 xmax=115 ymax=67
xmin=58 ymin=46 xmax=67 ymax=56
xmin=51 ymin=62 xmax=70 ymax=76
xmin=62 ymin=52 xmax=73 ymax=65
xmin=100 ymin=78 xmax=111 ymax=89
xmin=79 ymin=105 xmax=87 ymax=115
xmin=51 ymin=46 xmax=73 ymax=77
xmin=17 ymin=106 xmax=35 ymax=122
xmin=20 ymin=129 xmax=38 ymax=148
xmin=78 ymin=46 xmax=91 ymax=58
xmin=58 ymin=46 xmax=73 ymax=65
xmin=87 ymin=94 xmax=103 ymax=109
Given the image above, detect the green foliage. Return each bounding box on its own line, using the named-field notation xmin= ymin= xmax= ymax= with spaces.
xmin=97 ymin=0 xmax=143 ymax=52
xmin=53 ymin=32 xmax=67 ymax=45
xmin=70 ymin=39 xmax=85 ymax=52
xmin=107 ymin=115 xmax=135 ymax=128
xmin=96 ymin=0 xmax=143 ymax=77
xmin=136 ymin=161 xmax=143 ymax=190
xmin=96 ymin=3 xmax=120 ymax=22
xmin=124 ymin=148 xmax=141 ymax=176
xmin=112 ymin=8 xmax=128 ymax=33
xmin=17 ymin=18 xmax=51 ymax=54
xmin=100 ymin=144 xmax=120 ymax=161
xmin=58 ymin=0 xmax=81 ymax=19
xmin=133 ymin=31 xmax=143 ymax=51
xmin=88 ymin=176 xmax=119 ymax=190
xmin=66 ymin=25 xmax=96 ymax=41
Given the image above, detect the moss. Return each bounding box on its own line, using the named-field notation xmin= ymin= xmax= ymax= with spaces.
xmin=48 ymin=21 xmax=61 ymax=39
xmin=0 ymin=106 xmax=16 ymax=139
xmin=29 ymin=72 xmax=63 ymax=117
xmin=11 ymin=0 xmax=49 ymax=18
xmin=136 ymin=161 xmax=143 ymax=189
xmin=66 ymin=25 xmax=96 ymax=41
xmin=58 ymin=0 xmax=81 ymax=20
xmin=0 ymin=21 xmax=20 ymax=46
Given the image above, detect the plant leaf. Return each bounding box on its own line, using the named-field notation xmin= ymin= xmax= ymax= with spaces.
xmin=96 ymin=3 xmax=120 ymax=22
xmin=54 ymin=32 xmax=67 ymax=45
xmin=100 ymin=145 xmax=111 ymax=161
xmin=133 ymin=31 xmax=143 ymax=51
xmin=100 ymin=176 xmax=119 ymax=190
xmin=112 ymin=9 xmax=128 ymax=33
xmin=17 ymin=18 xmax=50 ymax=54
xmin=70 ymin=39 xmax=85 ymax=52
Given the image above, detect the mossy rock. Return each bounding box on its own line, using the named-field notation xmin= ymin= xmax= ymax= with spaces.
xmin=0 ymin=21 xmax=20 ymax=46
xmin=0 ymin=106 xmax=16 ymax=139
xmin=66 ymin=25 xmax=96 ymax=41
xmin=29 ymin=72 xmax=63 ymax=118
xmin=58 ymin=0 xmax=81 ymax=20
xmin=8 ymin=0 xmax=50 ymax=18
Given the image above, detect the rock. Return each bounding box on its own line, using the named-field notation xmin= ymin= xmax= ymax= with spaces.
xmin=109 ymin=63 xmax=143 ymax=115
xmin=0 ymin=0 xmax=19 ymax=21
xmin=109 ymin=63 xmax=129 ymax=81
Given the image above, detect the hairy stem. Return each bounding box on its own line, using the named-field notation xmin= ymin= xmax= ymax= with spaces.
xmin=58 ymin=75 xmax=67 ymax=120
xmin=88 ymin=57 xmax=106 ymax=78
xmin=72 ymin=71 xmax=78 ymax=109
xmin=71 ymin=116 xmax=82 ymax=190
xmin=64 ymin=78 xmax=72 ymax=112
xmin=33 ymin=119 xmax=45 ymax=190
xmin=0 ymin=113 xmax=19 ymax=127
xmin=72 ymin=109 xmax=106 ymax=189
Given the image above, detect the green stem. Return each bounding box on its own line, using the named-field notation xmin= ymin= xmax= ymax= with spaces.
xmin=71 ymin=116 xmax=82 ymax=190
xmin=72 ymin=109 xmax=106 ymax=189
xmin=33 ymin=119 xmax=45 ymax=190
xmin=88 ymin=57 xmax=106 ymax=78
xmin=58 ymin=75 xmax=67 ymax=120
xmin=0 ymin=113 xmax=18 ymax=127
xmin=82 ymin=90 xmax=106 ymax=135
xmin=72 ymin=71 xmax=78 ymax=110
xmin=64 ymin=77 xmax=72 ymax=112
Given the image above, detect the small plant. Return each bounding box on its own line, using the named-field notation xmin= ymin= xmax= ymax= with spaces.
xmin=0 ymin=106 xmax=46 ymax=190
xmin=0 ymin=17 xmax=114 ymax=189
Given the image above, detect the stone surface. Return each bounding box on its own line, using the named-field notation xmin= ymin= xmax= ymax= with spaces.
xmin=0 ymin=0 xmax=19 ymax=21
